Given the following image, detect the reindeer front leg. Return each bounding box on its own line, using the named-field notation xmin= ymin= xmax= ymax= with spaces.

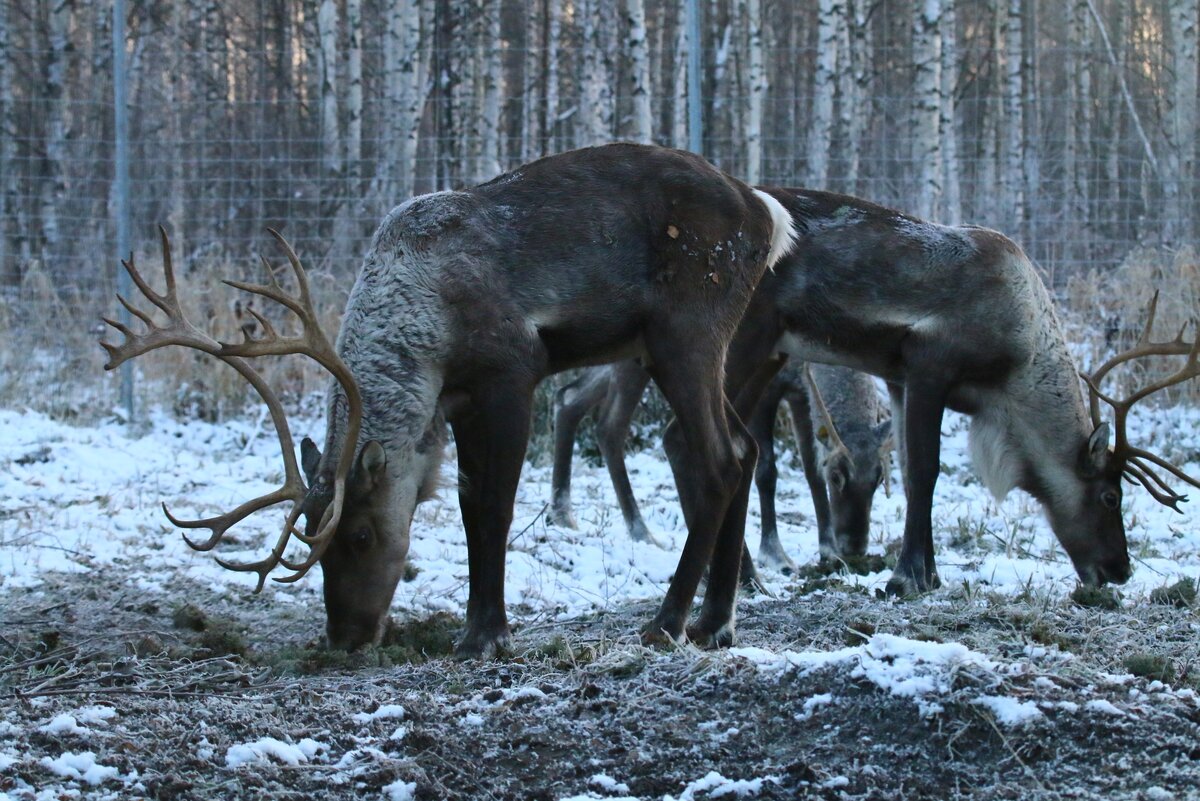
xmin=885 ymin=377 xmax=946 ymax=597
xmin=450 ymin=387 xmax=534 ymax=659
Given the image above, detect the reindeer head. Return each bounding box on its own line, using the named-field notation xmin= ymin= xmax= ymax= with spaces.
xmin=806 ymin=366 xmax=892 ymax=558
xmin=1069 ymin=292 xmax=1200 ymax=586
xmin=101 ymin=229 xmax=438 ymax=652
xmin=299 ymin=424 xmax=445 ymax=650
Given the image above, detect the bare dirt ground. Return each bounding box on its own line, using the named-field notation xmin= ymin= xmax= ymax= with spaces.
xmin=3 ymin=563 xmax=1200 ymax=801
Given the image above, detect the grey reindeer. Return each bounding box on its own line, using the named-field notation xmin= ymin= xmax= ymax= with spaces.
xmin=102 ymin=144 xmax=796 ymax=657
xmin=726 ymin=188 xmax=1200 ymax=597
xmin=548 ymin=359 xmax=892 ymax=573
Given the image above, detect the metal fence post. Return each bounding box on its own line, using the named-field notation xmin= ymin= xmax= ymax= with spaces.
xmin=686 ymin=0 xmax=703 ymax=156
xmin=113 ymin=0 xmax=134 ymax=422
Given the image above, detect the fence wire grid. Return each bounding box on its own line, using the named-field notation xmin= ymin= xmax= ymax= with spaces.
xmin=1 ymin=0 xmax=1198 ymax=418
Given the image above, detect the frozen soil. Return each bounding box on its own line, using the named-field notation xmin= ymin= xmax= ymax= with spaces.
xmin=3 ymin=564 xmax=1200 ymax=800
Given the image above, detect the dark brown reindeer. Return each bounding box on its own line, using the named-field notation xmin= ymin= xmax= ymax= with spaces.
xmin=548 ymin=359 xmax=891 ymax=572
xmin=101 ymin=144 xmax=796 ymax=657
xmin=726 ymin=188 xmax=1200 ymax=596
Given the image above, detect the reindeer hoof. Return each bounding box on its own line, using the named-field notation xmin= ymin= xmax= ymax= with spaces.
xmin=640 ymin=616 xmax=684 ymax=648
xmin=627 ymin=519 xmax=664 ymax=548
xmin=546 ymin=505 xmax=578 ymax=530
xmin=454 ymin=627 xmax=512 ymax=660
xmin=884 ymin=567 xmax=940 ymax=599
xmin=687 ymin=620 xmax=736 ymax=649
xmin=757 ymin=544 xmax=797 ymax=575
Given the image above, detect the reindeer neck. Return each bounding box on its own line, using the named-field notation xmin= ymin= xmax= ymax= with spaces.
xmin=321 ymin=249 xmax=451 ymax=464
xmin=972 ymin=294 xmax=1090 ymax=505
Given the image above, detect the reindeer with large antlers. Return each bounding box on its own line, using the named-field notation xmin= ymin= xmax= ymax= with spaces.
xmin=741 ymin=188 xmax=1200 ymax=595
xmin=102 ymin=143 xmax=796 ymax=656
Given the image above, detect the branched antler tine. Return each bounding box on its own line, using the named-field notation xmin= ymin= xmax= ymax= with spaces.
xmin=804 ymin=365 xmax=848 ymax=455
xmin=157 ymin=225 xmax=178 ymax=297
xmin=119 ymin=255 xmax=173 ymax=317
xmin=100 ymin=316 xmax=135 ymax=339
xmin=222 ymin=278 xmax=308 ymax=321
xmin=213 ymin=503 xmax=308 ymax=592
xmin=1123 ymin=462 xmax=1187 ymax=512
xmin=1125 ymin=456 xmax=1179 ymax=496
xmin=244 ymin=306 xmax=278 ymax=341
xmin=1136 ymin=290 xmax=1160 ymax=346
xmin=1128 ymin=448 xmax=1200 ymax=491
xmin=267 ymin=227 xmax=315 ymax=309
xmin=115 ymin=293 xmax=155 ymax=328
xmin=164 ymin=482 xmax=303 ymax=551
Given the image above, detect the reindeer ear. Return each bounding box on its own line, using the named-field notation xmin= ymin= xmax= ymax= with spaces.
xmin=1086 ymin=423 xmax=1111 ymax=471
xmin=354 ymin=441 xmax=388 ymax=492
xmin=301 ymin=437 xmax=322 ymax=483
xmin=874 ymin=419 xmax=893 ymax=452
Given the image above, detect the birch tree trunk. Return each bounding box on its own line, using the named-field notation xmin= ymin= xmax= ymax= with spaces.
xmin=521 ymin=0 xmax=541 ymax=161
xmin=808 ymin=0 xmax=839 ymax=187
xmin=477 ymin=0 xmax=502 ymax=182
xmin=317 ymin=0 xmax=340 ymax=179
xmin=1066 ymin=0 xmax=1092 ymax=254
xmin=380 ymin=0 xmax=425 ymax=202
xmin=912 ymin=0 xmax=943 ymax=219
xmin=545 ymin=0 xmax=561 ymax=152
xmin=671 ymin=1 xmax=689 ymax=149
xmin=836 ymin=0 xmax=855 ymax=191
xmin=744 ymin=0 xmax=765 ymax=183
xmin=939 ymin=0 xmax=960 ymax=223
xmin=626 ymin=0 xmax=653 ymax=143
xmin=1000 ymin=0 xmax=1025 ymax=228
xmin=40 ymin=0 xmax=74 ymax=266
xmin=1165 ymin=0 xmax=1198 ymax=242
xmin=580 ymin=0 xmax=614 ymax=146
xmin=346 ymin=0 xmax=363 ymax=197
xmin=0 ymin=0 xmax=11 ymax=285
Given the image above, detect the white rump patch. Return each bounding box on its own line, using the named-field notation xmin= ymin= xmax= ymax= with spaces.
xmin=751 ymin=189 xmax=798 ymax=269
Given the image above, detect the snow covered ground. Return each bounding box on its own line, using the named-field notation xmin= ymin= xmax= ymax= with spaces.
xmin=3 ymin=400 xmax=1199 ymax=612
xmin=2 ymin=399 xmax=1200 ymax=799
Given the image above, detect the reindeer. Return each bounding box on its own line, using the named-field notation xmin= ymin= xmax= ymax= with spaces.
xmin=730 ymin=188 xmax=1199 ymax=596
xmin=548 ymin=359 xmax=891 ymax=573
xmin=751 ymin=362 xmax=892 ymax=569
xmin=101 ymin=144 xmax=796 ymax=657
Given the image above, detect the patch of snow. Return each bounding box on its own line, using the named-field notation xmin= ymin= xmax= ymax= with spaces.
xmin=1084 ymin=699 xmax=1126 ymax=717
xmin=588 ymin=773 xmax=631 ymax=794
xmin=224 ymin=737 xmax=327 ymax=768
xmin=38 ymin=751 xmax=122 ymax=785
xmin=353 ymin=704 xmax=406 ymax=725
xmin=0 ymin=753 xmax=17 ymax=771
xmin=382 ymin=779 xmax=418 ymax=800
xmin=666 ymin=770 xmax=778 ymax=800
xmin=974 ymin=695 xmax=1045 ymax=726
xmin=461 ymin=713 xmax=485 ymax=727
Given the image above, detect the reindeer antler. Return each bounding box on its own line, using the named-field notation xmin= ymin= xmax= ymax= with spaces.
xmin=1080 ymin=291 xmax=1200 ymax=512
xmin=803 ymin=364 xmax=849 ymax=457
xmin=101 ymin=227 xmax=361 ymax=588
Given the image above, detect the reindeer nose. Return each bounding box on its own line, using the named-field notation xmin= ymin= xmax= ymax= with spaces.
xmin=325 ymin=616 xmax=385 ymax=652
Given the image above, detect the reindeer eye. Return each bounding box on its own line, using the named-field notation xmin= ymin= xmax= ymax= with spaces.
xmin=348 ymin=527 xmax=372 ymax=550
xmin=1100 ymin=490 xmax=1120 ymax=510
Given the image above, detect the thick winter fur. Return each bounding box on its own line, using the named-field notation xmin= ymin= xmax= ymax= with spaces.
xmin=308 ymin=144 xmax=783 ymax=654
xmin=745 ymin=188 xmax=1130 ymax=592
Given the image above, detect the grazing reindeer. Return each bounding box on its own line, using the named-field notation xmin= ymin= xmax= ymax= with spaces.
xmin=548 ymin=359 xmax=891 ymax=572
xmin=730 ymin=188 xmax=1200 ymax=596
xmin=750 ymin=362 xmax=892 ymax=569
xmin=102 ymin=144 xmax=796 ymax=656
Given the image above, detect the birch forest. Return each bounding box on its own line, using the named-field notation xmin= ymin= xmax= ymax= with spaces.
xmin=2 ymin=0 xmax=1198 ymax=298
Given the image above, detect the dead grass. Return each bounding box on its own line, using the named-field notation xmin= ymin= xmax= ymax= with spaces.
xmin=3 ymin=567 xmax=1200 ymax=799
xmin=0 ymin=246 xmax=348 ymax=424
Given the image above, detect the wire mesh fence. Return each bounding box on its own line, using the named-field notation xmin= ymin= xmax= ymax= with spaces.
xmin=1 ymin=0 xmax=1197 ymax=420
